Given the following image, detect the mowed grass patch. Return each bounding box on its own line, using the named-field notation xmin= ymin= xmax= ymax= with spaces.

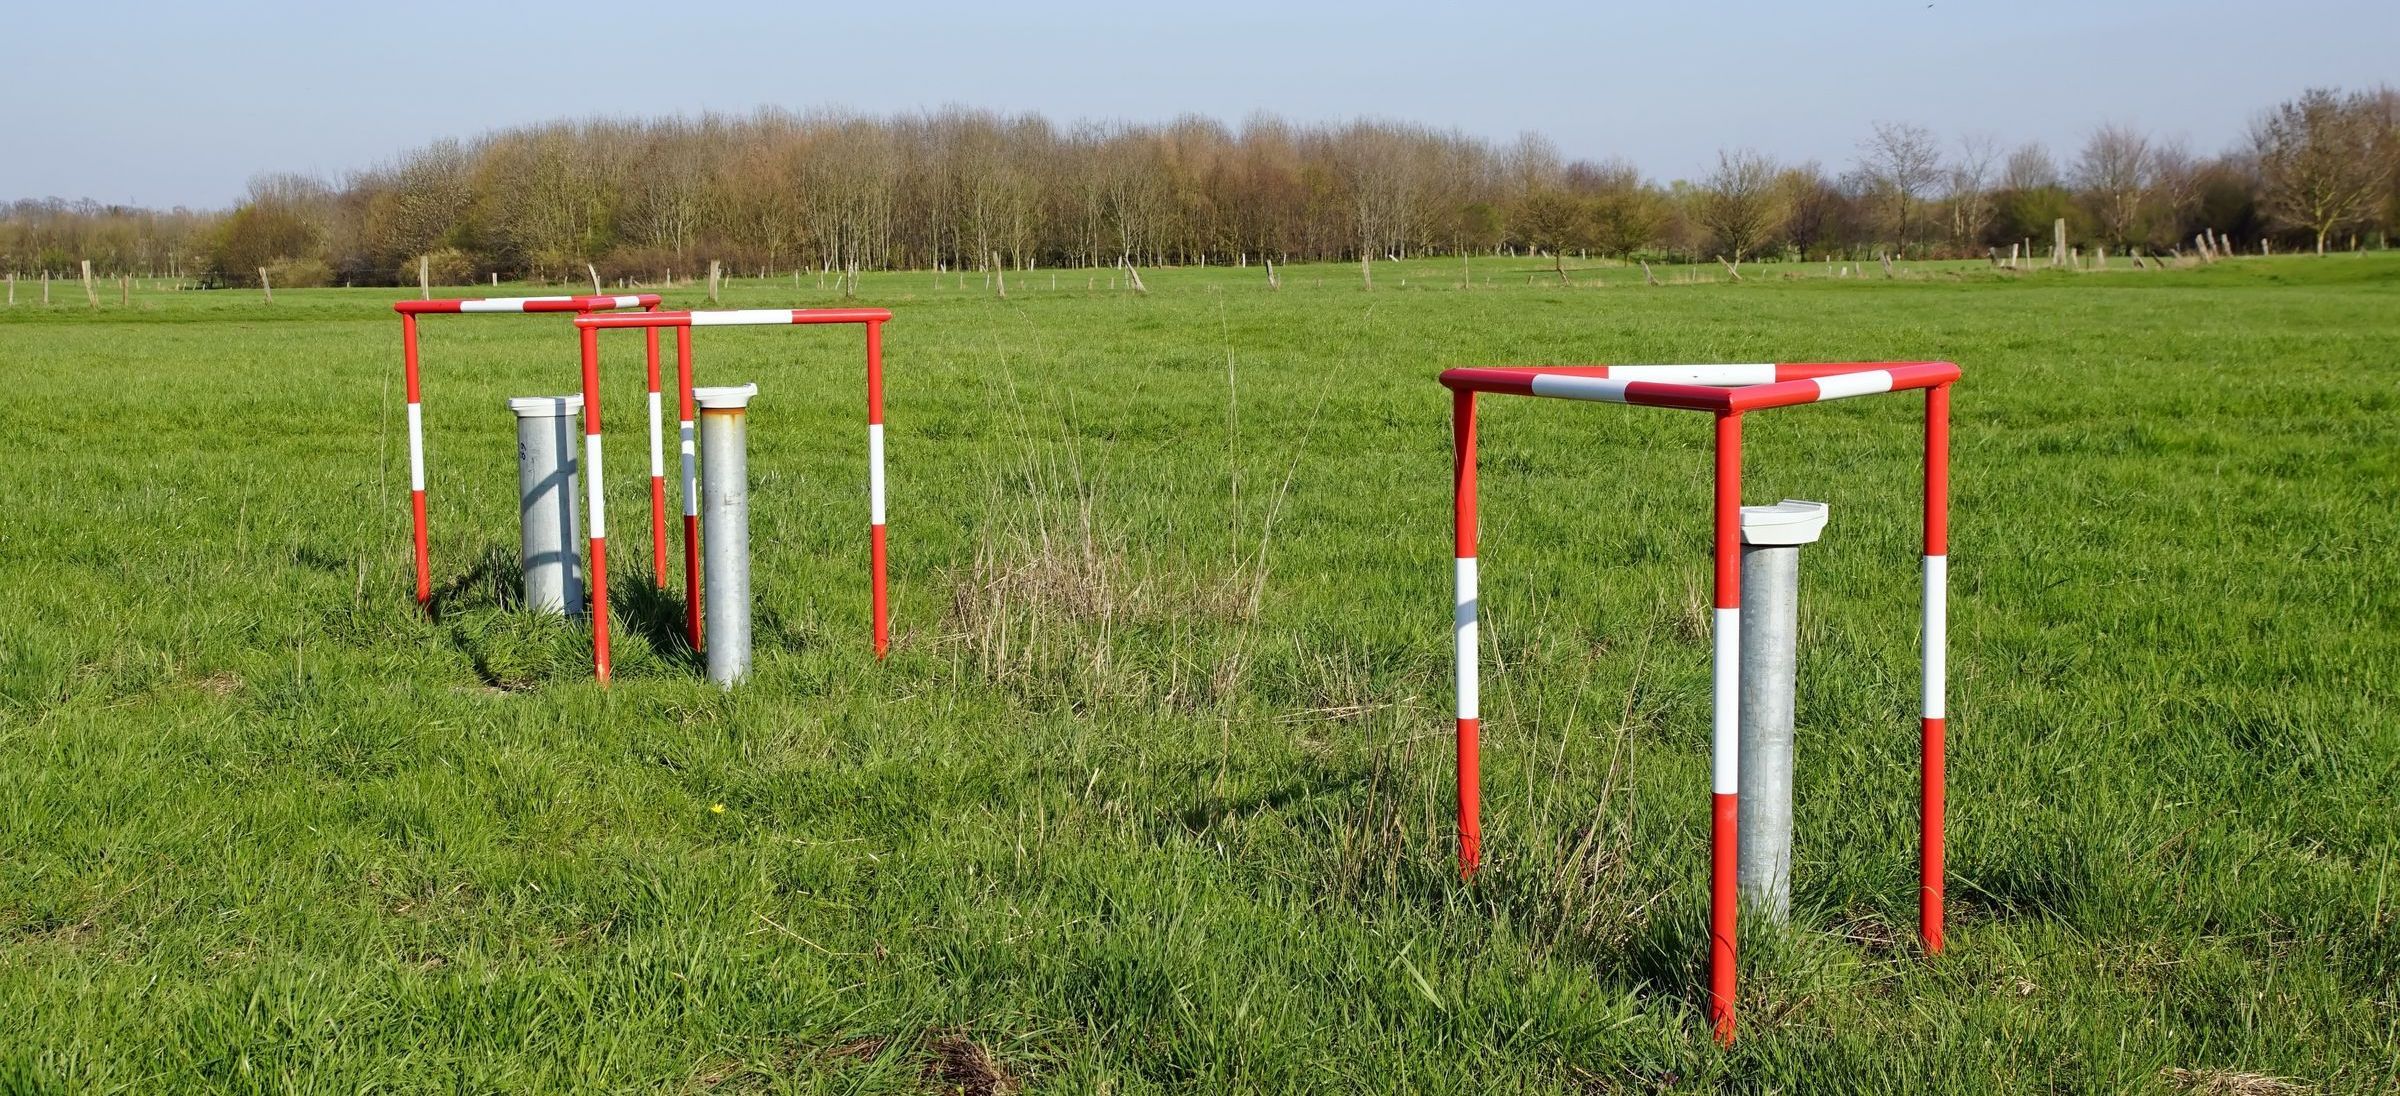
xmin=0 ymin=255 xmax=2394 ymax=1092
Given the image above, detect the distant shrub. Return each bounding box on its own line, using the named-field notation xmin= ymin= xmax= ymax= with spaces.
xmin=398 ymin=247 xmax=476 ymax=287
xmin=263 ymin=257 xmax=333 ymax=288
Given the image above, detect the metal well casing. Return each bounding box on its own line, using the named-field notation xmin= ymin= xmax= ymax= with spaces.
xmin=1737 ymin=499 xmax=1828 ymax=923
xmin=696 ymin=384 xmax=759 ymax=685
xmin=507 ymin=394 xmax=585 ymax=616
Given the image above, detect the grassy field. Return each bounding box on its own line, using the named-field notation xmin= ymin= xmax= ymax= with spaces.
xmin=1 ymin=254 xmax=2395 ymax=1093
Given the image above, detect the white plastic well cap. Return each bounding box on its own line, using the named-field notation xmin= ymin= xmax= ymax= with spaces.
xmin=693 ymin=383 xmax=760 ymax=411
xmin=505 ymin=394 xmax=584 ymax=418
xmin=1740 ymin=499 xmax=1829 ymax=546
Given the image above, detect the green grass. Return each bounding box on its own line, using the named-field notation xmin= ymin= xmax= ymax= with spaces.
xmin=1 ymin=254 xmax=2395 ymax=1093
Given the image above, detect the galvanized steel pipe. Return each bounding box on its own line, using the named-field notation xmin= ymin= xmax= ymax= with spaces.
xmin=1737 ymin=499 xmax=1828 ymax=924
xmin=697 ymin=383 xmax=759 ymax=685
xmin=507 ymin=394 xmax=586 ymax=615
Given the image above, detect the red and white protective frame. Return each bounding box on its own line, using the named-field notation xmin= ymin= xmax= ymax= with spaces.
xmin=393 ymin=294 xmax=666 ymax=608
xmin=1441 ymin=361 xmax=1957 ymax=1045
xmin=572 ymin=307 xmax=893 ymax=683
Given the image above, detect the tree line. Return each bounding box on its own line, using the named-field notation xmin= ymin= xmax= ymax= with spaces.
xmin=4 ymin=88 xmax=2394 ymax=289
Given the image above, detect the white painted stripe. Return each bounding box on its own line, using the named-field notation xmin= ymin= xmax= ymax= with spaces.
xmin=868 ymin=423 xmax=887 ymax=525
xmin=584 ymin=435 xmax=606 ymax=539
xmin=1810 ymin=369 xmax=1896 ymax=402
xmin=687 ymin=309 xmax=798 ymax=327
xmin=1527 ymin=374 xmax=1635 ymax=403
xmin=647 ymin=392 xmax=665 ymax=478
xmin=612 ymin=295 xmax=642 ymax=308
xmin=679 ymin=420 xmax=699 ymax=517
xmin=457 ymin=295 xmax=571 ymax=312
xmin=1608 ymin=364 xmax=1776 ymax=385
xmin=406 ymin=403 xmax=426 ymax=490
xmin=1712 ymin=606 xmax=1740 ymax=795
xmin=1923 ymin=555 xmax=1948 ymax=719
xmin=1455 ymin=557 xmax=1478 ymax=720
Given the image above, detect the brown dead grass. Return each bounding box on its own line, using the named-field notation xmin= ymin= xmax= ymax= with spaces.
xmin=922 ymin=1032 xmax=1019 ymax=1096
xmin=942 ymin=481 xmax=1263 ymax=711
xmin=2161 ymin=1067 xmax=2313 ymax=1095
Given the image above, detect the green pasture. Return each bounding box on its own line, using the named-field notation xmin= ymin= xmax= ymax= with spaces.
xmin=0 ymin=254 xmax=2394 ymax=1092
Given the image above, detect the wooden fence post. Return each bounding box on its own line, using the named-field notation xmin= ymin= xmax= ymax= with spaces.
xmin=81 ymin=260 xmax=98 ymax=307
xmin=259 ymin=267 xmax=273 ymax=303
xmin=707 ymin=260 xmax=721 ymax=303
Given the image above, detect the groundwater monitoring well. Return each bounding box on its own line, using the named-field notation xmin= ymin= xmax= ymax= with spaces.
xmin=506 ymin=394 xmax=586 ymax=616
xmin=1440 ymin=359 xmax=1956 ymax=1043
xmin=1737 ymin=498 xmax=1829 ymax=924
xmin=695 ymin=383 xmax=759 ymax=686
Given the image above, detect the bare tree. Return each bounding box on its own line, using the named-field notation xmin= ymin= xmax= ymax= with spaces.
xmin=1858 ymin=121 xmax=1944 ymax=250
xmin=628 ymin=125 xmax=714 ymax=260
xmin=1513 ymin=188 xmax=1587 ymax=283
xmin=1776 ymin=162 xmax=1847 ymax=259
xmin=1580 ymin=158 xmax=1662 ymax=256
xmin=2074 ymin=124 xmax=2156 ymax=247
xmin=2147 ymin=137 xmax=2206 ymax=248
xmin=1502 ymin=132 xmax=1564 ymax=200
xmin=360 ymin=141 xmax=471 ymax=275
xmin=1946 ymin=133 xmax=2000 ymax=246
xmin=2254 ymin=88 xmax=2394 ymax=254
xmin=2002 ymin=142 xmax=2060 ymax=191
xmin=1695 ymin=149 xmax=1784 ymax=264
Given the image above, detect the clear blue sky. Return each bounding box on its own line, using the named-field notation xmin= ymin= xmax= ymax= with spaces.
xmin=9 ymin=0 xmax=2393 ymax=208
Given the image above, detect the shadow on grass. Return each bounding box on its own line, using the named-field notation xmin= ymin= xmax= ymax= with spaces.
xmin=617 ymin=574 xmax=703 ymax=674
xmin=428 ymin=546 xmax=682 ymax=688
xmin=426 ymin=545 xmax=517 ymax=622
xmin=1148 ymin=743 xmax=1722 ymax=1016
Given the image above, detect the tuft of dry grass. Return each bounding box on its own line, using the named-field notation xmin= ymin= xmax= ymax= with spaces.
xmin=922 ymin=1032 xmax=1019 ymax=1096
xmin=943 ymin=485 xmax=1147 ymax=698
xmin=2160 ymin=1067 xmax=2313 ymax=1095
xmin=1828 ymin=912 xmax=1905 ymax=956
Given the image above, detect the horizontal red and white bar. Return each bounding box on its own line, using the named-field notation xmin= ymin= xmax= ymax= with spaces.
xmin=1438 ymin=362 xmax=1960 ymax=413
xmin=575 ymin=307 xmax=894 ymax=330
xmin=394 ymin=294 xmax=660 ymax=315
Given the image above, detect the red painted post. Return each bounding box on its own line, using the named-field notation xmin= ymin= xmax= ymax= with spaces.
xmin=402 ymin=313 xmax=430 ymax=607
xmin=867 ymin=319 xmax=889 ymax=659
xmin=579 ymin=326 xmax=611 ymax=684
xmin=646 ymin=319 xmax=668 ymax=588
xmin=677 ymin=326 xmax=701 ymax=651
xmin=1921 ymin=383 xmax=1951 ymax=952
xmin=1710 ymin=410 xmax=1743 ymax=1045
xmin=1453 ymin=389 xmax=1481 ymax=877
